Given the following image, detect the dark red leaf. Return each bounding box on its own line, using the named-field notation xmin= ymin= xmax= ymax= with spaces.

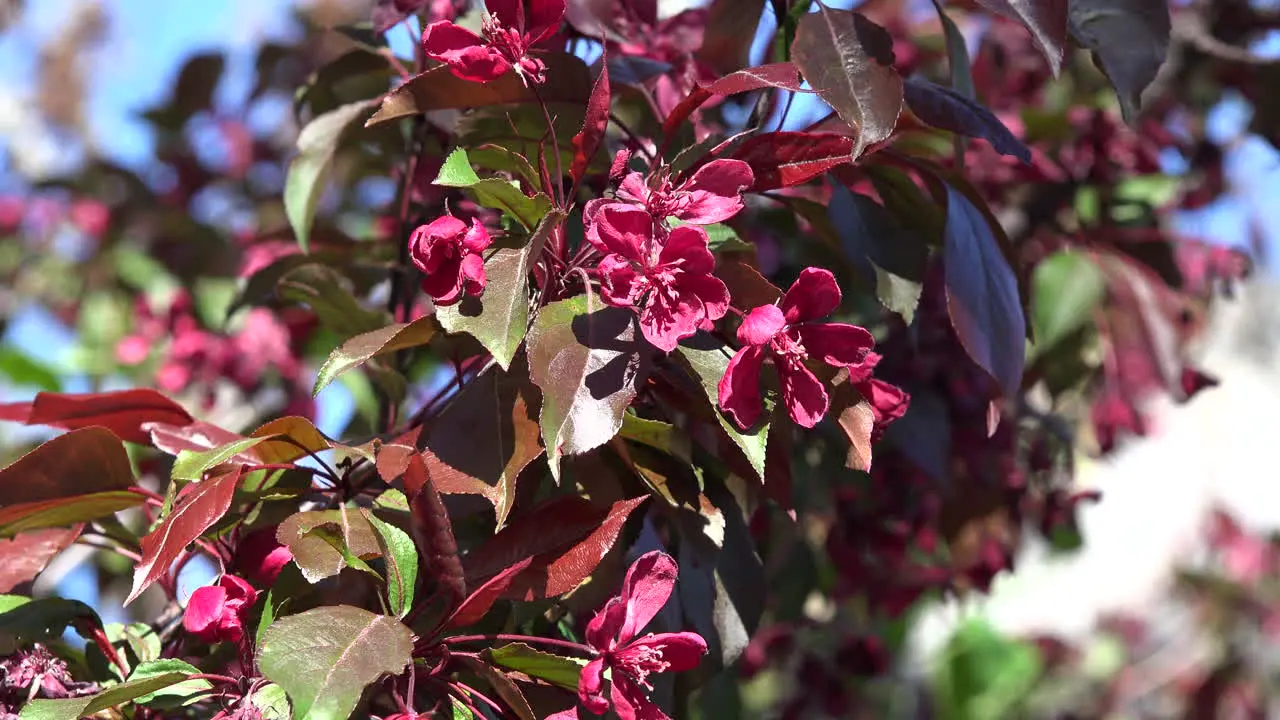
xmin=466 ymin=495 xmax=648 ymax=600
xmin=1068 ymin=0 xmax=1170 ymax=122
xmin=570 ymin=56 xmax=610 ymax=184
xmin=0 ymin=492 xmax=142 ymax=537
xmin=663 ymin=63 xmax=806 ymax=138
xmin=975 ymin=0 xmax=1068 ymax=75
xmin=902 ymin=78 xmax=1031 ymax=163
xmin=714 ymin=260 xmax=782 ymax=311
xmin=0 ymin=390 xmax=193 ymax=446
xmin=731 ymin=131 xmax=854 ymax=190
xmin=126 ymin=467 xmax=243 ymax=604
xmin=698 ymin=0 xmax=767 ymax=75
xmin=144 ymin=420 xmax=248 ymax=459
xmin=447 ymin=557 xmax=535 ymax=628
xmin=0 ymin=526 xmax=81 ymax=592
xmin=0 ymin=426 xmax=134 ymax=506
xmin=791 ymin=5 xmax=903 ymax=158
xmin=406 ymin=452 xmax=466 ymax=607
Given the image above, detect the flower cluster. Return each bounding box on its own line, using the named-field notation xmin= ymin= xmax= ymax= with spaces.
xmin=183 ymin=574 xmax=259 ymax=645
xmin=422 ymin=0 xmax=565 ymax=85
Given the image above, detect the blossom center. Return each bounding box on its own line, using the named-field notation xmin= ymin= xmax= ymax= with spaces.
xmin=769 ymin=329 xmax=808 ymax=371
xmin=611 ymin=642 xmax=670 ymax=691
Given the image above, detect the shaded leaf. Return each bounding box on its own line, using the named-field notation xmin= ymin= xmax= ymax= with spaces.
xmin=0 ymin=526 xmax=81 ymax=592
xmin=527 ymin=297 xmax=648 ymax=481
xmin=127 ymin=467 xmax=242 ymax=604
xmin=277 ymin=263 xmax=389 ymax=337
xmin=828 ymin=184 xmax=927 ymax=323
xmin=676 ymin=342 xmax=770 ymax=481
xmin=698 ymin=0 xmax=767 ymax=75
xmin=975 ymin=0 xmax=1068 ymax=74
xmin=663 ymin=63 xmax=807 ymax=139
xmin=368 ymin=514 xmax=418 ymax=618
xmin=942 ymin=184 xmax=1026 ymax=401
xmin=1032 ymin=250 xmax=1105 ymax=352
xmin=404 ymin=453 xmax=467 ymax=606
xmin=902 ymin=78 xmax=1030 ymax=162
xmin=366 ymin=53 xmax=592 ymax=126
xmin=1068 ymin=0 xmax=1170 ymax=122
xmin=792 ymin=5 xmax=903 ymax=158
xmin=460 ymin=657 xmax=535 ymax=720
xmin=424 ymin=366 xmax=544 ymax=528
xmin=714 ymin=260 xmax=782 ymax=311
xmin=466 ymin=495 xmax=649 ymax=600
xmin=571 ymin=58 xmax=610 ymax=184
xmin=278 ymin=508 xmax=381 ymax=584
xmin=448 ymin=557 xmax=534 ymax=628
xmin=314 ymin=317 xmax=438 ymax=396
xmin=0 ymin=426 xmax=133 ymax=505
xmin=0 ymin=595 xmax=99 ymax=643
xmin=285 ymin=100 xmax=375 ymax=253
xmin=434 ymin=148 xmax=554 ymax=231
xmin=18 ymin=673 xmax=190 ymax=720
xmin=486 ymin=642 xmax=584 ymax=691
xmin=933 ymin=0 xmax=977 ymax=99
xmin=438 ymin=211 xmax=567 ymax=370
xmin=731 ymin=131 xmax=854 ymax=190
xmin=258 ymin=606 xmax=413 ymax=720
xmin=829 ymin=375 xmax=875 ymax=472
xmin=0 ymin=492 xmax=143 ymax=538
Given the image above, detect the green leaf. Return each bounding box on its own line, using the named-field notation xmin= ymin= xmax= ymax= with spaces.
xmin=437 ymin=210 xmax=566 ymax=370
xmin=278 ymin=509 xmax=382 ymax=584
xmin=934 ymin=618 xmax=1043 ymax=720
xmin=19 ymin=672 xmax=189 ymax=720
xmin=277 ymin=263 xmax=389 ymax=338
xmin=128 ymin=659 xmax=213 ymax=707
xmin=1031 ymin=250 xmax=1105 ymax=353
xmin=252 ymin=683 xmax=293 ymax=720
xmin=285 ymin=100 xmax=374 ymax=253
xmin=314 ymin=317 xmax=438 ymax=396
xmin=172 ymin=437 xmax=267 ymax=481
xmin=526 ymin=295 xmax=648 ymax=481
xmin=0 ymin=348 xmax=60 ymax=391
xmin=675 ymin=342 xmax=770 ymax=481
xmin=933 ymin=0 xmax=976 ymax=99
xmin=620 ymin=414 xmax=692 ymax=463
xmin=451 ymin=696 xmax=477 ymax=719
xmin=674 ymin=221 xmax=750 ymax=253
xmin=0 ymin=595 xmax=98 ymax=643
xmin=258 ymin=605 xmax=414 ymax=720
xmin=486 ymin=642 xmax=585 ymax=691
xmin=367 ymin=514 xmax=418 ymax=618
xmin=433 ymin=148 xmax=553 ymax=230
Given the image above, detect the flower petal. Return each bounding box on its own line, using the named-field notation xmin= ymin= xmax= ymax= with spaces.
xmin=717 ymin=344 xmax=767 ymax=430
xmin=780 ymin=362 xmax=829 ymax=428
xmin=462 ymin=218 xmax=492 ymax=252
xmin=459 ymin=253 xmax=487 ymax=296
xmin=681 ymin=274 xmax=730 ymax=324
xmin=617 ymin=550 xmax=679 ymax=646
xmin=639 ymin=284 xmax=701 ymax=352
xmin=795 ymin=322 xmax=874 ymax=369
xmin=183 ymin=585 xmax=228 ymax=641
xmin=527 ymin=0 xmax=567 ymax=44
xmin=421 ymin=256 xmax=465 ymax=305
xmin=737 ymin=304 xmax=785 ymax=346
xmin=624 ymin=631 xmax=708 ymax=672
xmin=596 ymin=206 xmax=655 ymax=263
xmin=616 ymin=172 xmax=650 ymax=205
xmin=599 ymin=255 xmax=644 ymax=307
xmin=578 ymin=657 xmax=610 ymax=714
xmin=675 ymin=159 xmax=754 ymax=224
xmin=657 ymin=226 xmax=714 ymax=275
xmin=779 ymin=267 xmax=840 ymax=324
xmin=586 ymin=596 xmax=626 ymax=651
xmin=422 ymin=22 xmax=511 ymax=82
xmin=611 ymin=674 xmax=671 ymax=720
xmin=218 ymin=574 xmax=258 ymax=605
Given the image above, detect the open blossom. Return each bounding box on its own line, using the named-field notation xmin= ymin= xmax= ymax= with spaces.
xmin=572 ymin=551 xmax=707 ymax=720
xmin=183 ymin=574 xmax=259 ymax=644
xmin=409 ymin=215 xmax=492 ymax=306
xmin=719 ymin=268 xmax=876 ymax=429
xmin=594 ymin=205 xmax=729 ymax=352
xmin=588 ymin=160 xmax=754 ymax=235
xmin=422 ymin=0 xmax=565 ymax=85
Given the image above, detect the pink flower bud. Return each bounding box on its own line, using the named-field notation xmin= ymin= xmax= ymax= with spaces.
xmin=183 ymin=574 xmax=259 ymax=644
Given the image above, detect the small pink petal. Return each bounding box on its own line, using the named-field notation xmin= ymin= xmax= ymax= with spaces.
xmin=717 ymin=344 xmax=766 ymax=430
xmin=737 ymin=304 xmax=785 ymax=346
xmin=795 ymin=323 xmax=874 ymax=369
xmin=639 ymin=286 xmax=701 ymax=352
xmin=595 ymin=206 xmax=655 ymax=263
xmin=616 ymin=551 xmax=679 ymax=646
xmin=622 ymin=632 xmax=708 ymax=672
xmin=578 ymin=657 xmax=610 ymax=714
xmin=681 ymin=274 xmax=730 ymax=324
xmin=779 ymin=362 xmax=829 ymax=428
xmin=616 ymin=172 xmax=650 ymax=205
xmin=779 ymin=267 xmax=841 ymax=324
xmin=586 ymin=596 xmax=626 ymax=651
xmin=462 ymin=218 xmax=492 ymax=252
xmin=657 ymin=226 xmax=714 ymax=275
xmin=675 ymin=159 xmax=754 ymax=224
xmin=610 ymin=673 xmax=671 ymax=720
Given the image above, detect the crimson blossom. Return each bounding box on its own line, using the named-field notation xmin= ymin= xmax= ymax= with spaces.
xmin=555 ymin=551 xmax=708 ymax=720
xmin=408 ymin=215 xmax=492 ymax=306
xmin=422 ymin=0 xmax=565 ymax=85
xmin=182 ymin=574 xmax=259 ymax=645
xmin=719 ymin=268 xmax=877 ymax=429
xmin=587 ymin=159 xmax=755 ymax=234
xmin=592 ymin=205 xmax=729 ymax=352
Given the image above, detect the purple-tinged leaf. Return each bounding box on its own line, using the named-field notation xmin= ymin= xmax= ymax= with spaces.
xmin=791 ymin=4 xmax=903 ymax=158
xmin=447 ymin=557 xmax=534 ymax=628
xmin=902 ymin=78 xmax=1031 ymax=162
xmin=0 ymin=426 xmax=133 ymax=505
xmin=731 ymin=131 xmax=854 ymax=190
xmin=698 ymin=0 xmax=767 ymax=75
xmin=974 ymin=0 xmax=1068 ymax=75
xmin=127 ymin=467 xmax=243 ymax=604
xmin=0 ymin=526 xmax=81 ymax=592
xmin=404 ymin=452 xmax=467 ymax=607
xmin=1068 ymin=0 xmax=1170 ymax=123
xmin=571 ymin=57 xmax=610 ymax=184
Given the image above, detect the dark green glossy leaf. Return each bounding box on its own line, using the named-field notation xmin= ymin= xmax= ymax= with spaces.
xmin=368 ymin=514 xmax=418 ymax=618
xmin=277 ymin=263 xmax=389 ymax=338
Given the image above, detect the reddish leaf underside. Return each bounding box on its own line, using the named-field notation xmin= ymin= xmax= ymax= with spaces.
xmin=570 ymin=55 xmax=610 ymax=184
xmin=126 ymin=467 xmax=243 ymax=604
xmin=663 ymin=63 xmax=807 ymax=139
xmin=0 ymin=426 xmax=134 ymax=506
xmin=447 ymin=556 xmax=535 ymax=628
xmin=0 ymin=526 xmax=81 ymax=592
xmin=0 ymin=389 xmax=193 ymax=446
xmin=731 ymin=131 xmax=855 ymax=191
xmin=405 ymin=452 xmax=467 ymax=606
xmin=0 ymin=492 xmax=143 ymax=537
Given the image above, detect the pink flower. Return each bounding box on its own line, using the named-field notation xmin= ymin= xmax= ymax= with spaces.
xmin=68 ymin=199 xmax=110 ymax=239
xmin=408 ymin=215 xmax=492 ymax=306
xmin=422 ymin=0 xmax=565 ymax=85
xmin=594 ymin=206 xmax=729 ymax=352
xmin=718 ymin=268 xmax=876 ymax=429
xmin=183 ymin=574 xmax=259 ymax=644
xmin=577 ymin=551 xmax=707 ymax=720
xmin=588 ymin=160 xmax=754 ymax=232
xmin=233 ymin=526 xmax=293 ymax=586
